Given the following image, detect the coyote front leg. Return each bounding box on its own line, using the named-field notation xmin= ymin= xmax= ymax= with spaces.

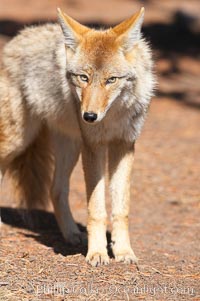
xmin=82 ymin=144 xmax=109 ymax=266
xmin=109 ymin=141 xmax=138 ymax=264
xmin=51 ymin=133 xmax=81 ymax=245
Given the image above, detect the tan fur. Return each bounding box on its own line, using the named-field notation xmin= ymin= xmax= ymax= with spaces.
xmin=108 ymin=141 xmax=137 ymax=262
xmin=113 ymin=7 xmax=144 ymax=35
xmin=0 ymin=8 xmax=155 ymax=266
xmin=82 ymin=144 xmax=109 ymax=265
xmin=7 ymin=125 xmax=52 ymax=209
xmin=58 ymin=8 xmax=90 ymax=37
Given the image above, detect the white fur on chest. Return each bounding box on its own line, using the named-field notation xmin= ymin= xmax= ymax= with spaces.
xmin=80 ymin=98 xmax=146 ymax=144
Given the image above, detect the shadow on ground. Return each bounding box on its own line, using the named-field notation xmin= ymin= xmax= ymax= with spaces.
xmin=1 ymin=207 xmax=113 ymax=257
xmin=1 ymin=207 xmax=88 ymax=256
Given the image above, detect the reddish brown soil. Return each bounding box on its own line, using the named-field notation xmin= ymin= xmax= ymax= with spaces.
xmin=0 ymin=1 xmax=200 ymax=300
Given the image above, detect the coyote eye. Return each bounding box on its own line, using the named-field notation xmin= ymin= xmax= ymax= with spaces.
xmin=106 ymin=77 xmax=117 ymax=84
xmin=79 ymin=74 xmax=89 ymax=82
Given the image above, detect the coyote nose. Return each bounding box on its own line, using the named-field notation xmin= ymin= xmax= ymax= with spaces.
xmin=83 ymin=112 xmax=98 ymax=123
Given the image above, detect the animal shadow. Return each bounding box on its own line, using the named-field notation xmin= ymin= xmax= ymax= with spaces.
xmin=0 ymin=207 xmax=113 ymax=257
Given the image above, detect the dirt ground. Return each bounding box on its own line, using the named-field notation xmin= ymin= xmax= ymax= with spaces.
xmin=0 ymin=1 xmax=200 ymax=300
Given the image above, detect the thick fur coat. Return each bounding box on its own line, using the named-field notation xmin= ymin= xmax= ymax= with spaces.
xmin=0 ymin=8 xmax=155 ymax=266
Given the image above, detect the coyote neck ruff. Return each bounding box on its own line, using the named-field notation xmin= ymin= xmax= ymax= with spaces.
xmin=0 ymin=8 xmax=155 ymax=266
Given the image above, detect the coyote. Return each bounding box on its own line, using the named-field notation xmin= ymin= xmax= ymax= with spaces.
xmin=0 ymin=8 xmax=154 ymax=266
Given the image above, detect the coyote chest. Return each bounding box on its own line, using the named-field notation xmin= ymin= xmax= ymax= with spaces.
xmin=79 ymin=102 xmax=142 ymax=144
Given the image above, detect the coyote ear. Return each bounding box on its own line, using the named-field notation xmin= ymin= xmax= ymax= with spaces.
xmin=57 ymin=8 xmax=89 ymax=50
xmin=113 ymin=7 xmax=145 ymax=52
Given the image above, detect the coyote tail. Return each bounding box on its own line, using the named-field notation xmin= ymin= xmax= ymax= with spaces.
xmin=7 ymin=125 xmax=53 ymax=209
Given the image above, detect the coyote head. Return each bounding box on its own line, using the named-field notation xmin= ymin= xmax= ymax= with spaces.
xmin=58 ymin=8 xmax=145 ymax=124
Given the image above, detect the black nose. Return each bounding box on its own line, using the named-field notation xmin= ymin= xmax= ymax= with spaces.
xmin=83 ymin=112 xmax=98 ymax=123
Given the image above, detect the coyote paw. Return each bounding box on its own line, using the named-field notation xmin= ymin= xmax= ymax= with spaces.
xmin=86 ymin=252 xmax=109 ymax=267
xmin=115 ymin=251 xmax=138 ymax=264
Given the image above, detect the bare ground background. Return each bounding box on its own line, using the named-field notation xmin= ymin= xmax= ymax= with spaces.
xmin=0 ymin=0 xmax=200 ymax=300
